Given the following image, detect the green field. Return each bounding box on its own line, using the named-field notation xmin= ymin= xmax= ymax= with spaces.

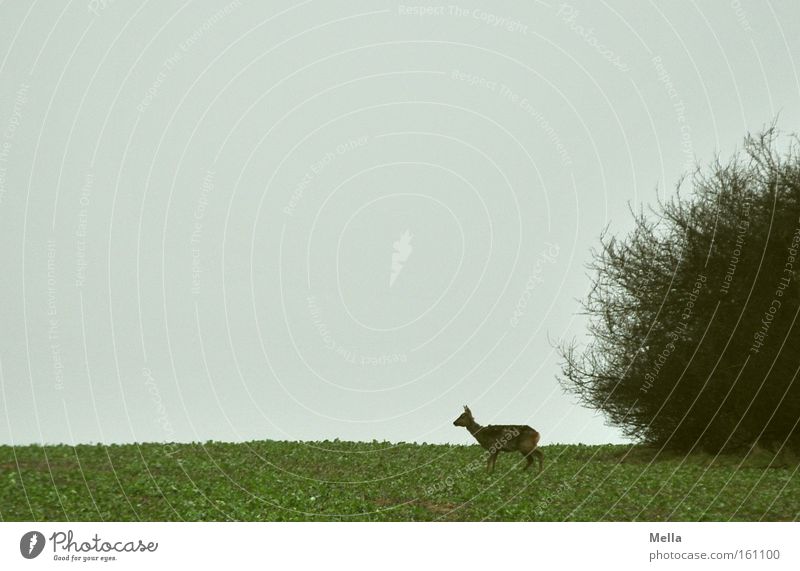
xmin=1 ymin=441 xmax=798 ymax=521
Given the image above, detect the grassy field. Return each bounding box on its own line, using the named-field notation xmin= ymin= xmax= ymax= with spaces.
xmin=1 ymin=441 xmax=798 ymax=521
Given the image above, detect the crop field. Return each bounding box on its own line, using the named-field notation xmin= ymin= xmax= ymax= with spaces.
xmin=1 ymin=441 xmax=798 ymax=521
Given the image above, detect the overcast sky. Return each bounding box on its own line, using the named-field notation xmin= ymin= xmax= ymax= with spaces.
xmin=1 ymin=0 xmax=798 ymax=447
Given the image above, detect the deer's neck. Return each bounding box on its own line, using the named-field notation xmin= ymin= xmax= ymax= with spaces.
xmin=465 ymin=420 xmax=482 ymax=438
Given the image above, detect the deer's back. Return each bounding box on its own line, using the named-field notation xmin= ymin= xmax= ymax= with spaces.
xmin=474 ymin=424 xmax=539 ymax=452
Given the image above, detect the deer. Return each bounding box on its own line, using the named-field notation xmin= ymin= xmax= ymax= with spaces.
xmin=453 ymin=405 xmax=543 ymax=474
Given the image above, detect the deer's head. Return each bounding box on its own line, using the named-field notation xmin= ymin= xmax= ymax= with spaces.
xmin=453 ymin=405 xmax=474 ymax=427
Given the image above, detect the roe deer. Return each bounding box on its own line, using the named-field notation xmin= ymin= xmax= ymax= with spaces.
xmin=453 ymin=405 xmax=543 ymax=473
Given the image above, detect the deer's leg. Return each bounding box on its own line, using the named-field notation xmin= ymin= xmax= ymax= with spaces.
xmin=522 ymin=449 xmax=544 ymax=473
xmin=487 ymin=452 xmax=499 ymax=474
xmin=523 ymin=451 xmax=534 ymax=471
xmin=532 ymin=449 xmax=544 ymax=473
xmin=519 ymin=432 xmax=543 ymax=473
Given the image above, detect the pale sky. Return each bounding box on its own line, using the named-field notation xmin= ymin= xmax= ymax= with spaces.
xmin=1 ymin=0 xmax=798 ymax=446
